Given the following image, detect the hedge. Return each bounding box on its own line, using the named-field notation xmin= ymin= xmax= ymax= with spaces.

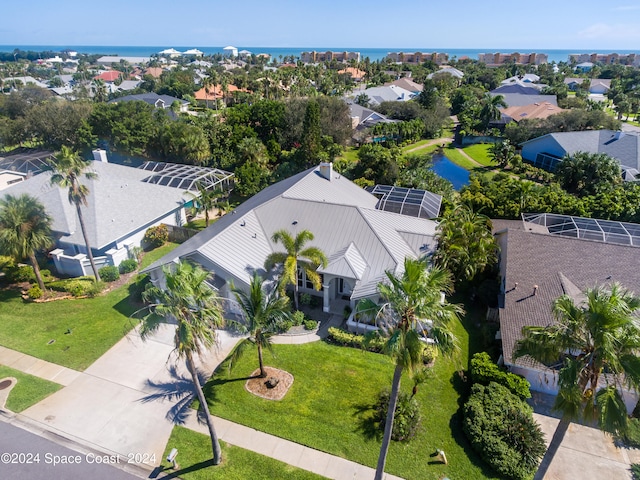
xmin=470 ymin=352 xmax=531 ymax=399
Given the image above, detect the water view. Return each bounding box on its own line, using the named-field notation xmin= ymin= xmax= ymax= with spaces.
xmin=431 ymin=153 xmax=470 ymax=190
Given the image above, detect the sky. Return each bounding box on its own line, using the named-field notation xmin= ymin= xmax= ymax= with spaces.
xmin=1 ymin=0 xmax=640 ymax=50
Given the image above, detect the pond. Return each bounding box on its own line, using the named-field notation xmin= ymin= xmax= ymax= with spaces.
xmin=431 ymin=153 xmax=470 ymax=190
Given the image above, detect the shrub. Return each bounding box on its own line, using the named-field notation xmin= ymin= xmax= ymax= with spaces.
xmin=374 ymin=390 xmax=422 ymax=441
xmin=86 ymin=281 xmax=105 ymax=297
xmin=463 ymin=382 xmax=545 ymax=480
xmin=143 ymin=224 xmax=168 ymax=249
xmin=299 ymin=293 xmax=312 ymax=306
xmin=619 ymin=417 xmax=640 ymax=449
xmin=292 ymin=310 xmax=306 ymax=326
xmin=470 ymin=352 xmax=531 ymax=399
xmin=343 ymin=305 xmax=352 ymax=320
xmin=327 ymin=327 xmax=385 ymax=352
xmin=68 ymin=280 xmax=90 ymax=297
xmin=9 ymin=265 xmax=36 ymax=283
xmin=98 ymin=265 xmax=120 ymax=283
xmin=119 ymin=259 xmax=138 ymax=274
xmin=303 ymin=319 xmax=318 ymax=330
xmin=422 ymin=344 xmax=438 ymax=365
xmin=277 ymin=319 xmax=294 ymax=333
xmin=27 ymin=285 xmax=43 ymax=299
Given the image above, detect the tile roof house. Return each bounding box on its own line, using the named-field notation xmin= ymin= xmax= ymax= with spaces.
xmin=143 ymin=163 xmax=440 ymax=314
xmin=385 ymin=78 xmax=424 ymax=93
xmin=338 ymin=67 xmax=366 ymax=82
xmin=2 ymin=152 xmax=191 ymax=277
xmin=94 ymin=70 xmax=121 ymax=83
xmin=494 ymin=215 xmax=640 ymax=411
xmin=521 ymin=130 xmax=640 ymax=179
xmin=353 ymin=85 xmax=416 ymax=106
xmin=500 ymin=102 xmax=565 ymax=123
xmin=426 ymin=66 xmax=464 ymax=80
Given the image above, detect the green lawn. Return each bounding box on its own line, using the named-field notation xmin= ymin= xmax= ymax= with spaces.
xmin=140 ymin=242 xmax=180 ymax=270
xmin=463 ymin=144 xmax=494 ymax=167
xmin=444 ymin=146 xmax=479 ymax=170
xmin=0 ymin=243 xmax=179 ymax=371
xmin=0 ymin=365 xmax=62 ymax=412
xmin=204 ymin=305 xmax=497 ymax=480
xmin=160 ymin=426 xmax=325 ymax=480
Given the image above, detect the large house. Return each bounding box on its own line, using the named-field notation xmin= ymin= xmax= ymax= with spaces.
xmin=2 ymin=151 xmax=233 ymax=277
xmin=108 ymin=92 xmax=189 ymax=113
xmin=143 ymin=163 xmax=442 ymax=314
xmin=521 ymin=130 xmax=640 ymax=179
xmin=494 ymin=214 xmax=640 ymax=412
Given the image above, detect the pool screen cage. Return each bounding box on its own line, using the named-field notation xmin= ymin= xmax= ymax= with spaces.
xmin=366 ymin=185 xmax=442 ymax=219
xmin=0 ymin=150 xmax=54 ymax=175
xmin=138 ymin=161 xmax=234 ymax=193
xmin=523 ymin=212 xmax=640 ymax=246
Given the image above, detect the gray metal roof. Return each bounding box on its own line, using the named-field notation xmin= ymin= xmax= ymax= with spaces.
xmin=366 ymin=185 xmax=442 ymax=219
xmin=3 ymin=161 xmax=188 ymax=250
xmin=493 ymin=93 xmax=558 ymax=107
xmin=143 ymin=166 xmax=438 ymax=298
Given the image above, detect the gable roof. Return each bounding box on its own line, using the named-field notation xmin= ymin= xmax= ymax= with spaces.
xmin=491 ymin=82 xmax=545 ymax=95
xmin=94 ymin=70 xmax=121 ymax=82
xmin=501 ymin=74 xmax=540 ymax=84
xmin=522 ymin=130 xmax=640 ymax=171
xmin=358 ymin=85 xmax=415 ymax=105
xmin=3 ymin=161 xmax=188 ymax=250
xmin=497 ymin=223 xmax=640 ymax=365
xmin=348 ymin=103 xmax=395 ymax=129
xmin=493 ymin=93 xmax=558 ymax=107
xmin=385 ymin=78 xmax=424 ymax=92
xmin=501 ymin=102 xmax=565 ymax=122
xmin=427 ymin=66 xmax=464 ymax=80
xmin=143 ymin=166 xmax=438 ymax=296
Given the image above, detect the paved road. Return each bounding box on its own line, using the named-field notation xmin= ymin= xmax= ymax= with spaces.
xmin=0 ymin=421 xmax=142 ymax=480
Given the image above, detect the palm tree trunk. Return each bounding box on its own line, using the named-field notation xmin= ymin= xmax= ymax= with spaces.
xmin=294 ymin=281 xmax=299 ymax=311
xmin=186 ymin=351 xmax=222 ymax=465
xmin=258 ymin=343 xmax=266 ymax=378
xmin=375 ymin=363 xmax=403 ymax=480
xmin=28 ymin=251 xmax=45 ymax=291
xmin=75 ymin=203 xmax=101 ymax=282
xmin=533 ymin=417 xmax=571 ymax=480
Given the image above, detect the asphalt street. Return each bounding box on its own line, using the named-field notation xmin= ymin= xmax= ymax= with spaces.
xmin=0 ymin=421 xmax=143 ymax=480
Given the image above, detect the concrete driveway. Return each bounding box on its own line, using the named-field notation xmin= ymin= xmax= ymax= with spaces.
xmin=19 ymin=324 xmax=241 ymax=468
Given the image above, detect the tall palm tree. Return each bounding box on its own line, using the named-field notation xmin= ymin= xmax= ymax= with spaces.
xmin=49 ymin=146 xmax=101 ymax=281
xmin=433 ymin=204 xmax=499 ymax=284
xmin=264 ymin=229 xmax=327 ymax=310
xmin=229 ymin=273 xmax=292 ymax=378
xmin=513 ymin=283 xmax=640 ymax=480
xmin=0 ymin=193 xmax=53 ymax=291
xmin=356 ymin=258 xmax=463 ymax=480
xmin=480 ymin=93 xmax=506 ymax=129
xmin=140 ymin=261 xmax=225 ymax=464
xmin=186 ymin=183 xmax=225 ymax=228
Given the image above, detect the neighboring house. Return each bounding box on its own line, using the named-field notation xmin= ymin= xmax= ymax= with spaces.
xmin=115 ymin=80 xmax=142 ymax=92
xmin=96 ymin=56 xmax=151 ymax=65
xmin=94 ymin=70 xmax=121 ymax=83
xmin=575 ymin=62 xmax=594 ymax=73
xmin=142 ymin=163 xmax=441 ymax=315
xmin=3 ymin=76 xmax=48 ymax=89
xmin=494 ymin=214 xmax=640 ymax=412
xmin=108 ymin=92 xmax=189 ymax=113
xmin=493 ymin=93 xmax=558 ymax=108
xmin=427 ymin=66 xmax=464 ymax=80
xmin=500 ymin=102 xmax=565 ymax=123
xmin=194 ymin=84 xmax=248 ymax=102
xmin=478 ymin=52 xmax=548 ymax=65
xmin=521 ymin=130 xmax=640 ymax=178
xmin=563 ymin=77 xmax=611 ymax=94
xmin=348 ymin=103 xmax=396 ymax=131
xmin=338 ymin=67 xmax=366 ymax=82
xmin=353 ymin=84 xmax=415 ymax=106
xmin=144 ymin=67 xmax=164 ymax=78
xmin=385 ymin=77 xmax=424 ymax=93
xmin=491 ymin=81 xmax=545 ymax=96
xmin=501 ymin=74 xmax=540 ymax=84
xmin=1 ymin=151 xmax=233 ymax=277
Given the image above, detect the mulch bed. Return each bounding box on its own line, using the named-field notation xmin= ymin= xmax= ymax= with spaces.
xmin=245 ymin=367 xmax=294 ymax=401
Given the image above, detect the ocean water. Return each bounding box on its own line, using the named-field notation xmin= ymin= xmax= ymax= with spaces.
xmin=1 ymin=45 xmax=639 ymax=63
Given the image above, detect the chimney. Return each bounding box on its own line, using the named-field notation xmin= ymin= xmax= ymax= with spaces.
xmin=514 ymin=282 xmax=518 ymax=290
xmin=92 ymin=149 xmax=108 ymax=163
xmin=319 ymin=162 xmax=333 ymax=181
xmin=533 ymin=285 xmax=538 ymax=296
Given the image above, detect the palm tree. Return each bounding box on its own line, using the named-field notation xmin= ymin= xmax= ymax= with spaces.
xmin=186 ymin=183 xmax=226 ymax=228
xmin=264 ymin=229 xmax=327 ymax=310
xmin=0 ymin=194 xmax=53 ymax=291
xmin=229 ymin=273 xmax=292 ymax=378
xmin=480 ymin=93 xmax=507 ymax=129
xmin=433 ymin=204 xmax=499 ymax=284
xmin=513 ymin=283 xmax=640 ymax=480
xmin=140 ymin=261 xmax=225 ymax=464
xmin=49 ymin=146 xmax=101 ymax=281
xmin=356 ymin=258 xmax=463 ymax=480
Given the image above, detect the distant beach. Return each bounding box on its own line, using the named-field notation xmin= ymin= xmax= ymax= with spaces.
xmin=1 ymin=45 xmax=639 ymax=63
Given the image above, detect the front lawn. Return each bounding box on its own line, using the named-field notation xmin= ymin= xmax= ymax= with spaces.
xmin=204 ymin=312 xmax=496 ymax=480
xmin=0 ymin=365 xmax=62 ymax=412
xmin=0 ymin=243 xmax=179 ymax=371
xmin=160 ymin=426 xmax=325 ymax=480
xmin=463 ymin=144 xmax=494 ymax=167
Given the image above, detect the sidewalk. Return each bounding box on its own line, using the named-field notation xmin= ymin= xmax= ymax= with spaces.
xmin=0 ymin=345 xmax=81 ymax=386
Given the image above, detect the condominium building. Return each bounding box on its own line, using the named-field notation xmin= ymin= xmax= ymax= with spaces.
xmin=568 ymin=53 xmax=640 ymax=66
xmin=300 ymin=51 xmax=361 ymax=63
xmin=384 ymin=51 xmax=449 ymax=65
xmin=478 ymin=52 xmax=548 ymax=66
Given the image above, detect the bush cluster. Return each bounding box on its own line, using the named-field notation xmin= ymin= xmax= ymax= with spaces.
xmin=374 ymin=390 xmax=422 ymax=441
xmin=98 ymin=265 xmax=120 ymax=283
xmin=47 ymin=277 xmax=102 ymax=297
xmin=143 ymin=224 xmax=168 ymax=249
xmin=470 ymin=352 xmax=531 ymax=399
xmin=27 ymin=285 xmax=43 ymax=299
xmin=6 ymin=266 xmax=52 ymax=284
xmin=326 ymin=327 xmax=386 ymax=352
xmin=118 ymin=259 xmax=138 ymax=274
xmin=303 ymin=319 xmax=318 ymax=330
xmin=463 ymin=382 xmax=545 ymax=480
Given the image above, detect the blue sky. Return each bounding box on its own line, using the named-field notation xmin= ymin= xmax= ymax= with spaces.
xmin=1 ymin=0 xmax=640 ymax=49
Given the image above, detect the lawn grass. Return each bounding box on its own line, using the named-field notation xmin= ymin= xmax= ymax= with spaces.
xmin=160 ymin=426 xmax=325 ymax=480
xmin=0 ymin=243 xmax=179 ymax=371
xmin=443 ymin=146 xmax=479 ymax=170
xmin=140 ymin=242 xmax=180 ymax=270
xmin=204 ymin=303 xmax=497 ymax=480
xmin=463 ymin=144 xmax=494 ymax=167
xmin=0 ymin=365 xmax=62 ymax=412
